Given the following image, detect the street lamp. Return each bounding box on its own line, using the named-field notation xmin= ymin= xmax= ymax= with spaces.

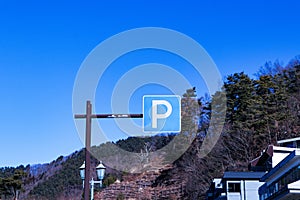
xmin=79 ymin=161 xmax=86 ymax=188
xmin=96 ymin=161 xmax=106 ymax=186
xmin=79 ymin=161 xmax=106 ymax=200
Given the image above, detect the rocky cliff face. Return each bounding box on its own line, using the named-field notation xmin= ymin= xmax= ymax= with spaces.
xmin=95 ymin=165 xmax=186 ymax=200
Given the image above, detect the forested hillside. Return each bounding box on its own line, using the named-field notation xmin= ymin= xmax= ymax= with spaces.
xmin=1 ymin=57 xmax=300 ymax=199
xmin=157 ymin=58 xmax=300 ymax=199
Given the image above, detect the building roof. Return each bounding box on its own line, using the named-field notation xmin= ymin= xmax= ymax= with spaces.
xmin=260 ymin=150 xmax=300 ymax=182
xmin=249 ymin=146 xmax=295 ymax=166
xmin=249 ymin=145 xmax=273 ymax=167
xmin=277 ymin=137 xmax=300 ymax=144
xmin=273 ymin=146 xmax=297 ymax=152
xmin=223 ymin=171 xmax=266 ymax=180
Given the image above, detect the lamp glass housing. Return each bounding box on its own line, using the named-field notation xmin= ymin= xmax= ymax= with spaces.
xmin=96 ymin=161 xmax=106 ymax=180
xmin=79 ymin=162 xmax=85 ymax=180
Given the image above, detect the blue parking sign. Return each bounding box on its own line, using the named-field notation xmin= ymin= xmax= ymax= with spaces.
xmin=143 ymin=95 xmax=181 ymax=133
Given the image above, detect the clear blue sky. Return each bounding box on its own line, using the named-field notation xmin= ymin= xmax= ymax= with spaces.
xmin=0 ymin=0 xmax=299 ymax=167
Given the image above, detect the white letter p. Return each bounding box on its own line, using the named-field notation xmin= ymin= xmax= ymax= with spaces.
xmin=152 ymin=100 xmax=172 ymax=129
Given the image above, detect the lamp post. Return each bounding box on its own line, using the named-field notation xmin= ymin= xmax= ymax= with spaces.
xmin=79 ymin=161 xmax=106 ymax=200
xmin=75 ymin=100 xmax=142 ymax=200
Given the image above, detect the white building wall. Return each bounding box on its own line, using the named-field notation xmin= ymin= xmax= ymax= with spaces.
xmin=288 ymin=180 xmax=300 ymax=190
xmin=227 ymin=193 xmax=242 ymax=200
xmin=226 ymin=180 xmax=264 ymax=200
xmin=227 ymin=180 xmax=242 ymax=200
xmin=245 ymin=180 xmax=264 ymax=200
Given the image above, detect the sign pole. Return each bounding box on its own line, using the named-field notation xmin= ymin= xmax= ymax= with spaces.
xmin=74 ymin=101 xmax=143 ymax=200
xmin=84 ymin=101 xmax=92 ymax=200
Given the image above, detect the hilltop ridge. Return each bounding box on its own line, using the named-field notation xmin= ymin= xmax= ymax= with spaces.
xmin=1 ymin=59 xmax=300 ymax=199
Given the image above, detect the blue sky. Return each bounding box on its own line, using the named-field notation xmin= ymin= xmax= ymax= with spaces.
xmin=0 ymin=0 xmax=300 ymax=167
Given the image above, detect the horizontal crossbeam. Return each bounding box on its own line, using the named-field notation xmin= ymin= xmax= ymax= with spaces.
xmin=74 ymin=114 xmax=143 ymax=119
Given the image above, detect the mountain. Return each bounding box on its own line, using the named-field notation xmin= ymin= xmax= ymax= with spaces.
xmin=1 ymin=58 xmax=300 ymax=200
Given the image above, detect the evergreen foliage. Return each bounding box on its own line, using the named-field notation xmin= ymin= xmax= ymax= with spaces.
xmin=2 ymin=57 xmax=300 ymax=200
xmin=29 ymin=151 xmax=84 ymax=199
xmin=0 ymin=166 xmax=27 ymax=199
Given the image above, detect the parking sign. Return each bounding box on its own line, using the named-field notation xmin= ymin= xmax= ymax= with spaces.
xmin=143 ymin=95 xmax=181 ymax=133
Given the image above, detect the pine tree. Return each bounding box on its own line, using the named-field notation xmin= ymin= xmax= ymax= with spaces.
xmin=223 ymin=72 xmax=257 ymax=160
